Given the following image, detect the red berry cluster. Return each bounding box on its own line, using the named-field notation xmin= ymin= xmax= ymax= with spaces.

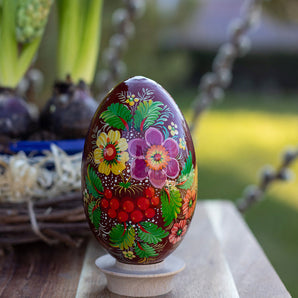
xmin=101 ymin=187 xmax=160 ymax=223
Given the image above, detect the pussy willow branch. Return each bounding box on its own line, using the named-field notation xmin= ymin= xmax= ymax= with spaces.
xmin=97 ymin=0 xmax=145 ymax=99
xmin=188 ymin=0 xmax=298 ymax=213
xmin=190 ymin=0 xmax=262 ymax=132
xmin=237 ymin=147 xmax=298 ymax=213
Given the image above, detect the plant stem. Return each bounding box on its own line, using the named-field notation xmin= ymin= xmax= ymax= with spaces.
xmin=57 ymin=0 xmax=103 ymax=84
xmin=57 ymin=0 xmax=82 ymax=80
xmin=73 ymin=0 xmax=103 ymax=84
xmin=0 ymin=0 xmax=18 ymax=87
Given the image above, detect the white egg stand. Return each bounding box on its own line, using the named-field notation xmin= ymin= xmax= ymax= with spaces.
xmin=96 ymin=254 xmax=185 ymax=297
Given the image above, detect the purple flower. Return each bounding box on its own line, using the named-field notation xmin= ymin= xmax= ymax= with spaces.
xmin=128 ymin=127 xmax=179 ymax=188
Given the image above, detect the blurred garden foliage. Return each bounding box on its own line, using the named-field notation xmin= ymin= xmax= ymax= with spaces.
xmin=184 ymin=92 xmax=298 ymax=296
xmin=32 ymin=0 xmax=298 ymax=295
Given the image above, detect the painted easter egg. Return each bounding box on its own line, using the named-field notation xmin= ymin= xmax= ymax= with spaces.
xmin=82 ymin=76 xmax=197 ymax=265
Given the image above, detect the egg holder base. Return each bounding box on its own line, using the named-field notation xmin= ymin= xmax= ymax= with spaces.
xmin=95 ymin=254 xmax=185 ymax=297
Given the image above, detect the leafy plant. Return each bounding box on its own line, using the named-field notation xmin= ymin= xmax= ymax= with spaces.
xmin=110 ymin=223 xmax=136 ymax=250
xmin=160 ymin=187 xmax=182 ymax=226
xmin=138 ymin=222 xmax=169 ymax=244
xmin=100 ymin=103 xmax=132 ymax=130
xmin=177 ymin=151 xmax=195 ymax=189
xmin=40 ymin=0 xmax=103 ymax=139
xmin=88 ymin=201 xmax=101 ymax=230
xmin=0 ymin=0 xmax=52 ymax=88
xmin=85 ymin=165 xmax=104 ymax=199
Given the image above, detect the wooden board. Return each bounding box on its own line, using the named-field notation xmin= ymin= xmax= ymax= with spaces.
xmin=0 ymin=241 xmax=87 ymax=298
xmin=205 ymin=201 xmax=290 ymax=298
xmin=0 ymin=200 xmax=291 ymax=297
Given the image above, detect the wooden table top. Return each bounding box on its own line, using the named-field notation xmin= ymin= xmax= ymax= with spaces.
xmin=0 ymin=200 xmax=290 ymax=298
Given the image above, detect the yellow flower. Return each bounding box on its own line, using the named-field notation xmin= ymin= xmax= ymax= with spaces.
xmin=179 ymin=138 xmax=186 ymax=150
xmin=168 ymin=122 xmax=178 ymax=136
xmin=94 ymin=130 xmax=129 ymax=175
xmin=123 ymin=251 xmax=135 ymax=259
xmin=126 ymin=94 xmax=139 ymax=106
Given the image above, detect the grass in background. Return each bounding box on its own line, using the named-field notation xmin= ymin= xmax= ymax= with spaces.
xmin=177 ymin=91 xmax=298 ymax=296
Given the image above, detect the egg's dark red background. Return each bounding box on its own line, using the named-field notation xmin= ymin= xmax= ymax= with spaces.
xmin=81 ymin=76 xmax=197 ymax=264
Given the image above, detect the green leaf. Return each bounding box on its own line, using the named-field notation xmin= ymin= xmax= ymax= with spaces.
xmin=181 ymin=151 xmax=193 ymax=176
xmin=100 ymin=103 xmax=132 ymax=130
xmin=86 ymin=165 xmax=103 ymax=199
xmin=138 ymin=222 xmax=169 ymax=244
xmin=134 ymin=242 xmax=158 ymax=258
xmin=177 ymin=171 xmax=195 ymax=189
xmin=88 ymin=201 xmax=101 ymax=229
xmin=17 ymin=37 xmax=41 ymax=84
xmin=134 ymin=100 xmax=163 ymax=131
xmin=57 ymin=0 xmax=103 ymax=84
xmin=57 ymin=0 xmax=81 ymax=80
xmin=110 ymin=224 xmax=136 ymax=250
xmin=177 ymin=151 xmax=195 ymax=189
xmin=72 ymin=0 xmax=103 ymax=84
xmin=0 ymin=0 xmax=18 ymax=87
xmin=160 ymin=188 xmax=182 ymax=226
xmin=119 ymin=181 xmax=131 ymax=188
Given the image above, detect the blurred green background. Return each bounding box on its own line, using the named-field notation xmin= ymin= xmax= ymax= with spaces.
xmin=189 ymin=92 xmax=298 ymax=296
xmin=35 ymin=0 xmax=298 ymax=295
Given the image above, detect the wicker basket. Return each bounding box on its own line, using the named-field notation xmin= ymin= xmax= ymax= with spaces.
xmin=0 ymin=140 xmax=90 ymax=247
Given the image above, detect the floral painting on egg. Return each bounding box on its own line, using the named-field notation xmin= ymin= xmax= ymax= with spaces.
xmin=82 ymin=76 xmax=197 ymax=264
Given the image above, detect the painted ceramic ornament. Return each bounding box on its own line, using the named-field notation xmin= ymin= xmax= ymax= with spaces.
xmin=81 ymin=76 xmax=197 ymax=267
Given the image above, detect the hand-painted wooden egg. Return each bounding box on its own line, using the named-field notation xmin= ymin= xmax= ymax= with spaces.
xmin=82 ymin=76 xmax=197 ymax=265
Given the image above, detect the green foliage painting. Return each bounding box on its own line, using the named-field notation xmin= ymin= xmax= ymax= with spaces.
xmin=160 ymin=187 xmax=182 ymax=226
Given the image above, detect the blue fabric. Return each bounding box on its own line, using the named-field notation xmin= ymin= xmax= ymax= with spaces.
xmin=9 ymin=139 xmax=85 ymax=155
